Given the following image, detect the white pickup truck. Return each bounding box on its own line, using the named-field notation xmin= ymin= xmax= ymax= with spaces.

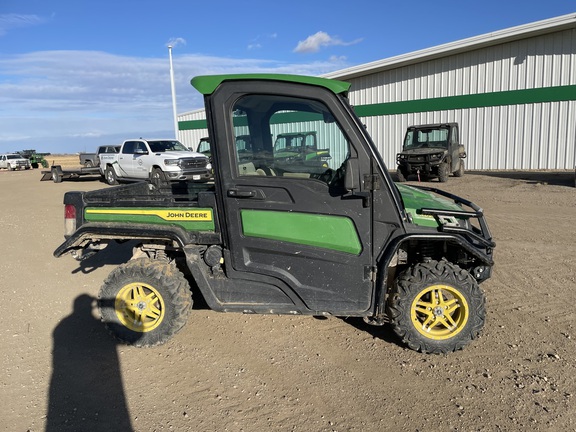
xmin=0 ymin=153 xmax=31 ymax=170
xmin=99 ymin=138 xmax=211 ymax=185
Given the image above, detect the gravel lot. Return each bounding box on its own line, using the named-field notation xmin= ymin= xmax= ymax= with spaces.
xmin=1 ymin=160 xmax=575 ymax=431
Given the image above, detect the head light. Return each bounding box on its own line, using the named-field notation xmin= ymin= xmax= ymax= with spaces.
xmin=164 ymin=159 xmax=180 ymax=166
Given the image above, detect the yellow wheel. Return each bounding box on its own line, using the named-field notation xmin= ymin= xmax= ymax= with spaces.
xmin=410 ymin=284 xmax=469 ymax=340
xmin=99 ymin=258 xmax=192 ymax=347
xmin=387 ymin=260 xmax=485 ymax=353
xmin=115 ymin=282 xmax=166 ymax=332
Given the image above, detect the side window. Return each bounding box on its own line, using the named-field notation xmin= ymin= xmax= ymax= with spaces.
xmin=231 ymin=94 xmax=350 ymax=183
xmin=122 ymin=142 xmax=135 ymax=154
xmin=452 ymin=126 xmax=459 ymax=144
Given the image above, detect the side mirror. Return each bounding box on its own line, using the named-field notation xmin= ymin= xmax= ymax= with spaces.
xmin=344 ymin=158 xmax=358 ymax=191
xmin=134 ymin=148 xmax=148 ymax=155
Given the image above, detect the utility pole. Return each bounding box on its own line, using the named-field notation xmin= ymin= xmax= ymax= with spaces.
xmin=168 ymin=45 xmax=179 ymax=139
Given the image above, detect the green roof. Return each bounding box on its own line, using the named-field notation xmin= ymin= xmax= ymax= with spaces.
xmin=190 ymin=74 xmax=351 ymax=96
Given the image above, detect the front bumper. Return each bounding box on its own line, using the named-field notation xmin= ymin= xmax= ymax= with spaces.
xmin=165 ymin=168 xmax=212 ymax=181
xmin=397 ymin=157 xmax=441 ymax=174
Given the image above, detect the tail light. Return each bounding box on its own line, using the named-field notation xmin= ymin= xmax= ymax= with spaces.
xmin=64 ymin=204 xmax=76 ymax=237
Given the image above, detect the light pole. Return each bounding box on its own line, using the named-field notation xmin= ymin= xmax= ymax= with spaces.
xmin=168 ymin=45 xmax=179 ymax=139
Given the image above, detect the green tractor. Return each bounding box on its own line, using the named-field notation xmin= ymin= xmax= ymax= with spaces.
xmin=17 ymin=149 xmax=50 ymax=169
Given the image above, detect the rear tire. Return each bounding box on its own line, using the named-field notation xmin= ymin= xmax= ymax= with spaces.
xmin=453 ymin=159 xmax=465 ymax=177
xmin=105 ymin=166 xmax=118 ymax=185
xmin=387 ymin=260 xmax=485 ymax=353
xmin=98 ymin=258 xmax=192 ymax=347
xmin=84 ymin=160 xmax=94 ymax=168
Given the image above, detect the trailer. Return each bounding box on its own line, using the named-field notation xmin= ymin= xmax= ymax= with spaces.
xmin=40 ymin=165 xmax=102 ymax=183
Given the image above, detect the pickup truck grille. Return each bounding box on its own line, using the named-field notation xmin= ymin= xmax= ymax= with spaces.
xmin=180 ymin=157 xmax=207 ymax=169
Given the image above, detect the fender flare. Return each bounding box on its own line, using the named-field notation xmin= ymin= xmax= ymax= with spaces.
xmin=372 ymin=232 xmax=494 ymax=317
xmin=53 ymin=222 xmax=217 ymax=258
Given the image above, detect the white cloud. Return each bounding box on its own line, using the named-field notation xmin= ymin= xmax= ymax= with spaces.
xmin=0 ymin=13 xmax=47 ymax=36
xmin=0 ymin=50 xmax=347 ymax=153
xmin=294 ymin=31 xmax=363 ymax=53
xmin=166 ymin=37 xmax=186 ymax=48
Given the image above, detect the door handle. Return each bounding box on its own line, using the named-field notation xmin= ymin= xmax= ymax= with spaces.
xmin=228 ymin=188 xmax=255 ymax=198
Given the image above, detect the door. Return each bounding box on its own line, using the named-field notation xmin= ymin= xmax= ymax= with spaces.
xmin=117 ymin=141 xmax=137 ymax=177
xmin=208 ymin=80 xmax=376 ymax=314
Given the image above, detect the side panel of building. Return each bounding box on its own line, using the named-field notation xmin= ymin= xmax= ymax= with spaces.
xmin=178 ymin=109 xmax=208 ymax=151
xmin=348 ymin=28 xmax=576 ymax=170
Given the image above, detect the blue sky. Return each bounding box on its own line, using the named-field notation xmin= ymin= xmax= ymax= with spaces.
xmin=0 ymin=1 xmax=574 ymax=154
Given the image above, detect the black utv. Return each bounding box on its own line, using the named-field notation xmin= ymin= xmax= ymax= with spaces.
xmin=396 ymin=123 xmax=466 ymax=182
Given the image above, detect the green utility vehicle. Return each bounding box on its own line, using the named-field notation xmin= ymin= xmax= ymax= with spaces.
xmin=54 ymin=74 xmax=495 ymax=354
xmin=17 ymin=149 xmax=50 ymax=168
xmin=273 ymin=132 xmax=331 ymax=173
xmin=396 ymin=123 xmax=466 ymax=182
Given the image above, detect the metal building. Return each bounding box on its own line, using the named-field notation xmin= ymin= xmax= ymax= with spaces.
xmin=178 ymin=13 xmax=576 ymax=171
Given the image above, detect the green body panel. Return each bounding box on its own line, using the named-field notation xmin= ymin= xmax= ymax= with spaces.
xmin=84 ymin=207 xmax=215 ymax=231
xmin=240 ymin=209 xmax=362 ymax=255
xmin=191 ymin=74 xmax=351 ymax=96
xmin=395 ymin=184 xmax=463 ymax=228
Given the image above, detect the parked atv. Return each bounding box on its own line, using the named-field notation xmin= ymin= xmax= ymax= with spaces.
xmin=55 ymin=75 xmax=494 ymax=354
xmin=396 ymin=123 xmax=466 ymax=182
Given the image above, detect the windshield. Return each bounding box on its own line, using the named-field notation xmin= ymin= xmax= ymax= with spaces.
xmin=7 ymin=155 xmax=23 ymax=160
xmin=404 ymin=128 xmax=449 ymax=149
xmin=273 ymin=133 xmax=317 ymax=152
xmin=148 ymin=140 xmax=189 ymax=152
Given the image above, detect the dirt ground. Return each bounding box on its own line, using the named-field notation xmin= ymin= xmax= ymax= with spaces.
xmin=1 ymin=158 xmax=575 ymax=432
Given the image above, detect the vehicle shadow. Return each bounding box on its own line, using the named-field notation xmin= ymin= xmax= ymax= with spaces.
xmin=342 ymin=317 xmax=404 ymax=347
xmin=46 ymin=294 xmax=134 ymax=432
xmin=71 ymin=240 xmax=138 ymax=274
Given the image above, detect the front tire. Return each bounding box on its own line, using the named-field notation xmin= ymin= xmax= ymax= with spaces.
xmin=150 ymin=167 xmax=168 ymax=188
xmin=105 ymin=166 xmax=118 ymax=185
xmin=387 ymin=260 xmax=485 ymax=353
xmin=438 ymin=162 xmax=450 ymax=182
xmin=396 ymin=166 xmax=408 ymax=182
xmin=98 ymin=258 xmax=192 ymax=347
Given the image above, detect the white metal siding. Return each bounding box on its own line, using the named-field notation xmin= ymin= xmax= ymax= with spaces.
xmin=178 ymin=25 xmax=576 ymax=170
xmin=348 ymin=28 xmax=576 ymax=170
xmin=178 ymin=109 xmax=207 ymax=151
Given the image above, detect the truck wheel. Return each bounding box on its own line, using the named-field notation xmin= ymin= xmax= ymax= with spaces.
xmin=105 ymin=166 xmax=118 ymax=185
xmin=150 ymin=168 xmax=167 ymax=188
xmin=438 ymin=163 xmax=449 ymax=182
xmin=387 ymin=260 xmax=485 ymax=354
xmin=396 ymin=167 xmax=408 ymax=182
xmin=8 ymin=163 xmax=14 ymax=171
xmin=98 ymin=258 xmax=192 ymax=347
xmin=453 ymin=160 xmax=465 ymax=177
xmin=84 ymin=160 xmax=93 ymax=168
xmin=51 ymin=168 xmax=62 ymax=183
